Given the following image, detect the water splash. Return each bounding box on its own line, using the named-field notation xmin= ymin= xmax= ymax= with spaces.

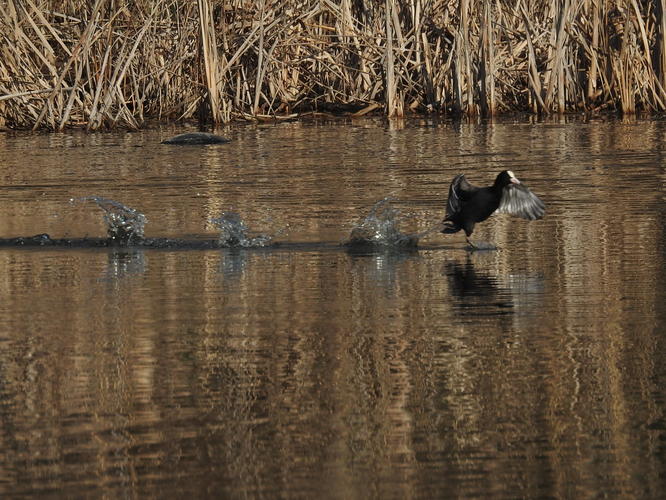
xmin=78 ymin=196 xmax=147 ymax=245
xmin=346 ymin=198 xmax=419 ymax=248
xmin=210 ymin=212 xmax=272 ymax=248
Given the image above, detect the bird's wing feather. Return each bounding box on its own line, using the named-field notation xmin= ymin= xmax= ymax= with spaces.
xmin=445 ymin=174 xmax=477 ymax=220
xmin=495 ymin=184 xmax=545 ymax=220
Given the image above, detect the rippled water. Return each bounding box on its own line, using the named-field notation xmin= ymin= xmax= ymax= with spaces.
xmin=0 ymin=118 xmax=664 ymax=498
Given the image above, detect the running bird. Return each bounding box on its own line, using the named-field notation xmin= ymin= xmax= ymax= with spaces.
xmin=442 ymin=170 xmax=545 ymax=249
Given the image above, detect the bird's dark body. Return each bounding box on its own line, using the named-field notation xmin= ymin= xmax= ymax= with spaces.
xmin=442 ymin=170 xmax=545 ymax=247
xmin=446 ymin=186 xmax=501 ymax=235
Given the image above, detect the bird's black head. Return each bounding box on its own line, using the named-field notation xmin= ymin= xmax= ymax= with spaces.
xmin=494 ymin=170 xmax=520 ymax=187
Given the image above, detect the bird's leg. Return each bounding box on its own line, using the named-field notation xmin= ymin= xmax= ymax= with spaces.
xmin=465 ymin=236 xmax=478 ymax=250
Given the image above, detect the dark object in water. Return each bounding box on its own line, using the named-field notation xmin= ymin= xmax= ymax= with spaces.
xmin=0 ymin=233 xmax=275 ymax=250
xmin=161 ymin=132 xmax=230 ymax=145
xmin=2 ymin=233 xmax=53 ymax=246
xmin=344 ymin=233 xmax=419 ymax=250
xmin=442 ymin=170 xmax=545 ymax=249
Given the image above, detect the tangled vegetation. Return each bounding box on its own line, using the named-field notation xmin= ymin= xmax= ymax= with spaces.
xmin=2 ymin=0 xmax=666 ymax=129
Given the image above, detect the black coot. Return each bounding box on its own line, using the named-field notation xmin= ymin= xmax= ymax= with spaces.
xmin=442 ymin=170 xmax=545 ymax=248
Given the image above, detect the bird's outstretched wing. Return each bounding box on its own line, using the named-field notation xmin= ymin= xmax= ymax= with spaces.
xmin=445 ymin=174 xmax=477 ymax=220
xmin=495 ymin=184 xmax=545 ymax=220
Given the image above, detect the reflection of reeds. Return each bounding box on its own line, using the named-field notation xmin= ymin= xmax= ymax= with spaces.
xmin=4 ymin=1 xmax=666 ymax=129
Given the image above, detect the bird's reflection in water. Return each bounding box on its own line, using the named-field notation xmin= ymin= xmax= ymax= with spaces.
xmin=104 ymin=248 xmax=146 ymax=280
xmin=445 ymin=256 xmax=513 ymax=316
xmin=445 ymin=256 xmax=544 ymax=317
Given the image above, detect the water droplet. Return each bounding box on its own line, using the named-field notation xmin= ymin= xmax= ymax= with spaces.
xmin=80 ymin=196 xmax=147 ymax=245
xmin=346 ymin=198 xmax=419 ymax=248
xmin=210 ymin=212 xmax=272 ymax=248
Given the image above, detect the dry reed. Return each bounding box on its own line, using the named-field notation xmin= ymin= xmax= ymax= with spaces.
xmin=2 ymin=0 xmax=666 ymax=130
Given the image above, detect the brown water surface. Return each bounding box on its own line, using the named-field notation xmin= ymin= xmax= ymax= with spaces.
xmin=0 ymin=118 xmax=664 ymax=498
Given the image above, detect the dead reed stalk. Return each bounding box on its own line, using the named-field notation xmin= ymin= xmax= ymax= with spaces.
xmin=2 ymin=0 xmax=666 ymax=129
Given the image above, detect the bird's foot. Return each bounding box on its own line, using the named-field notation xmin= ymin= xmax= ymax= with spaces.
xmin=466 ymin=238 xmax=498 ymax=251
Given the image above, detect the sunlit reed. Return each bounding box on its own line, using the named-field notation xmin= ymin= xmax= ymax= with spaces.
xmin=3 ymin=0 xmax=666 ymax=129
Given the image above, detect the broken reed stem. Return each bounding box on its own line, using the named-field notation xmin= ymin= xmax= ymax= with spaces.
xmin=3 ymin=0 xmax=666 ymax=130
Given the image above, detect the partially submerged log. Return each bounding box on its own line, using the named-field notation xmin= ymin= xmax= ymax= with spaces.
xmin=161 ymin=132 xmax=230 ymax=145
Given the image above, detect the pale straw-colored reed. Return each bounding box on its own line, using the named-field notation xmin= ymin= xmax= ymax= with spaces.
xmin=2 ymin=0 xmax=666 ymax=129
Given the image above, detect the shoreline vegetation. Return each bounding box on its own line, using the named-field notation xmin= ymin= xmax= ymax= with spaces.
xmin=2 ymin=0 xmax=666 ymax=130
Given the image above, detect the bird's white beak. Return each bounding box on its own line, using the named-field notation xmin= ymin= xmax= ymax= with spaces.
xmin=507 ymin=170 xmax=520 ymax=184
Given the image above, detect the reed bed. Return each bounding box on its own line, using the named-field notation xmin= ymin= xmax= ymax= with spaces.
xmin=2 ymin=0 xmax=666 ymax=129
